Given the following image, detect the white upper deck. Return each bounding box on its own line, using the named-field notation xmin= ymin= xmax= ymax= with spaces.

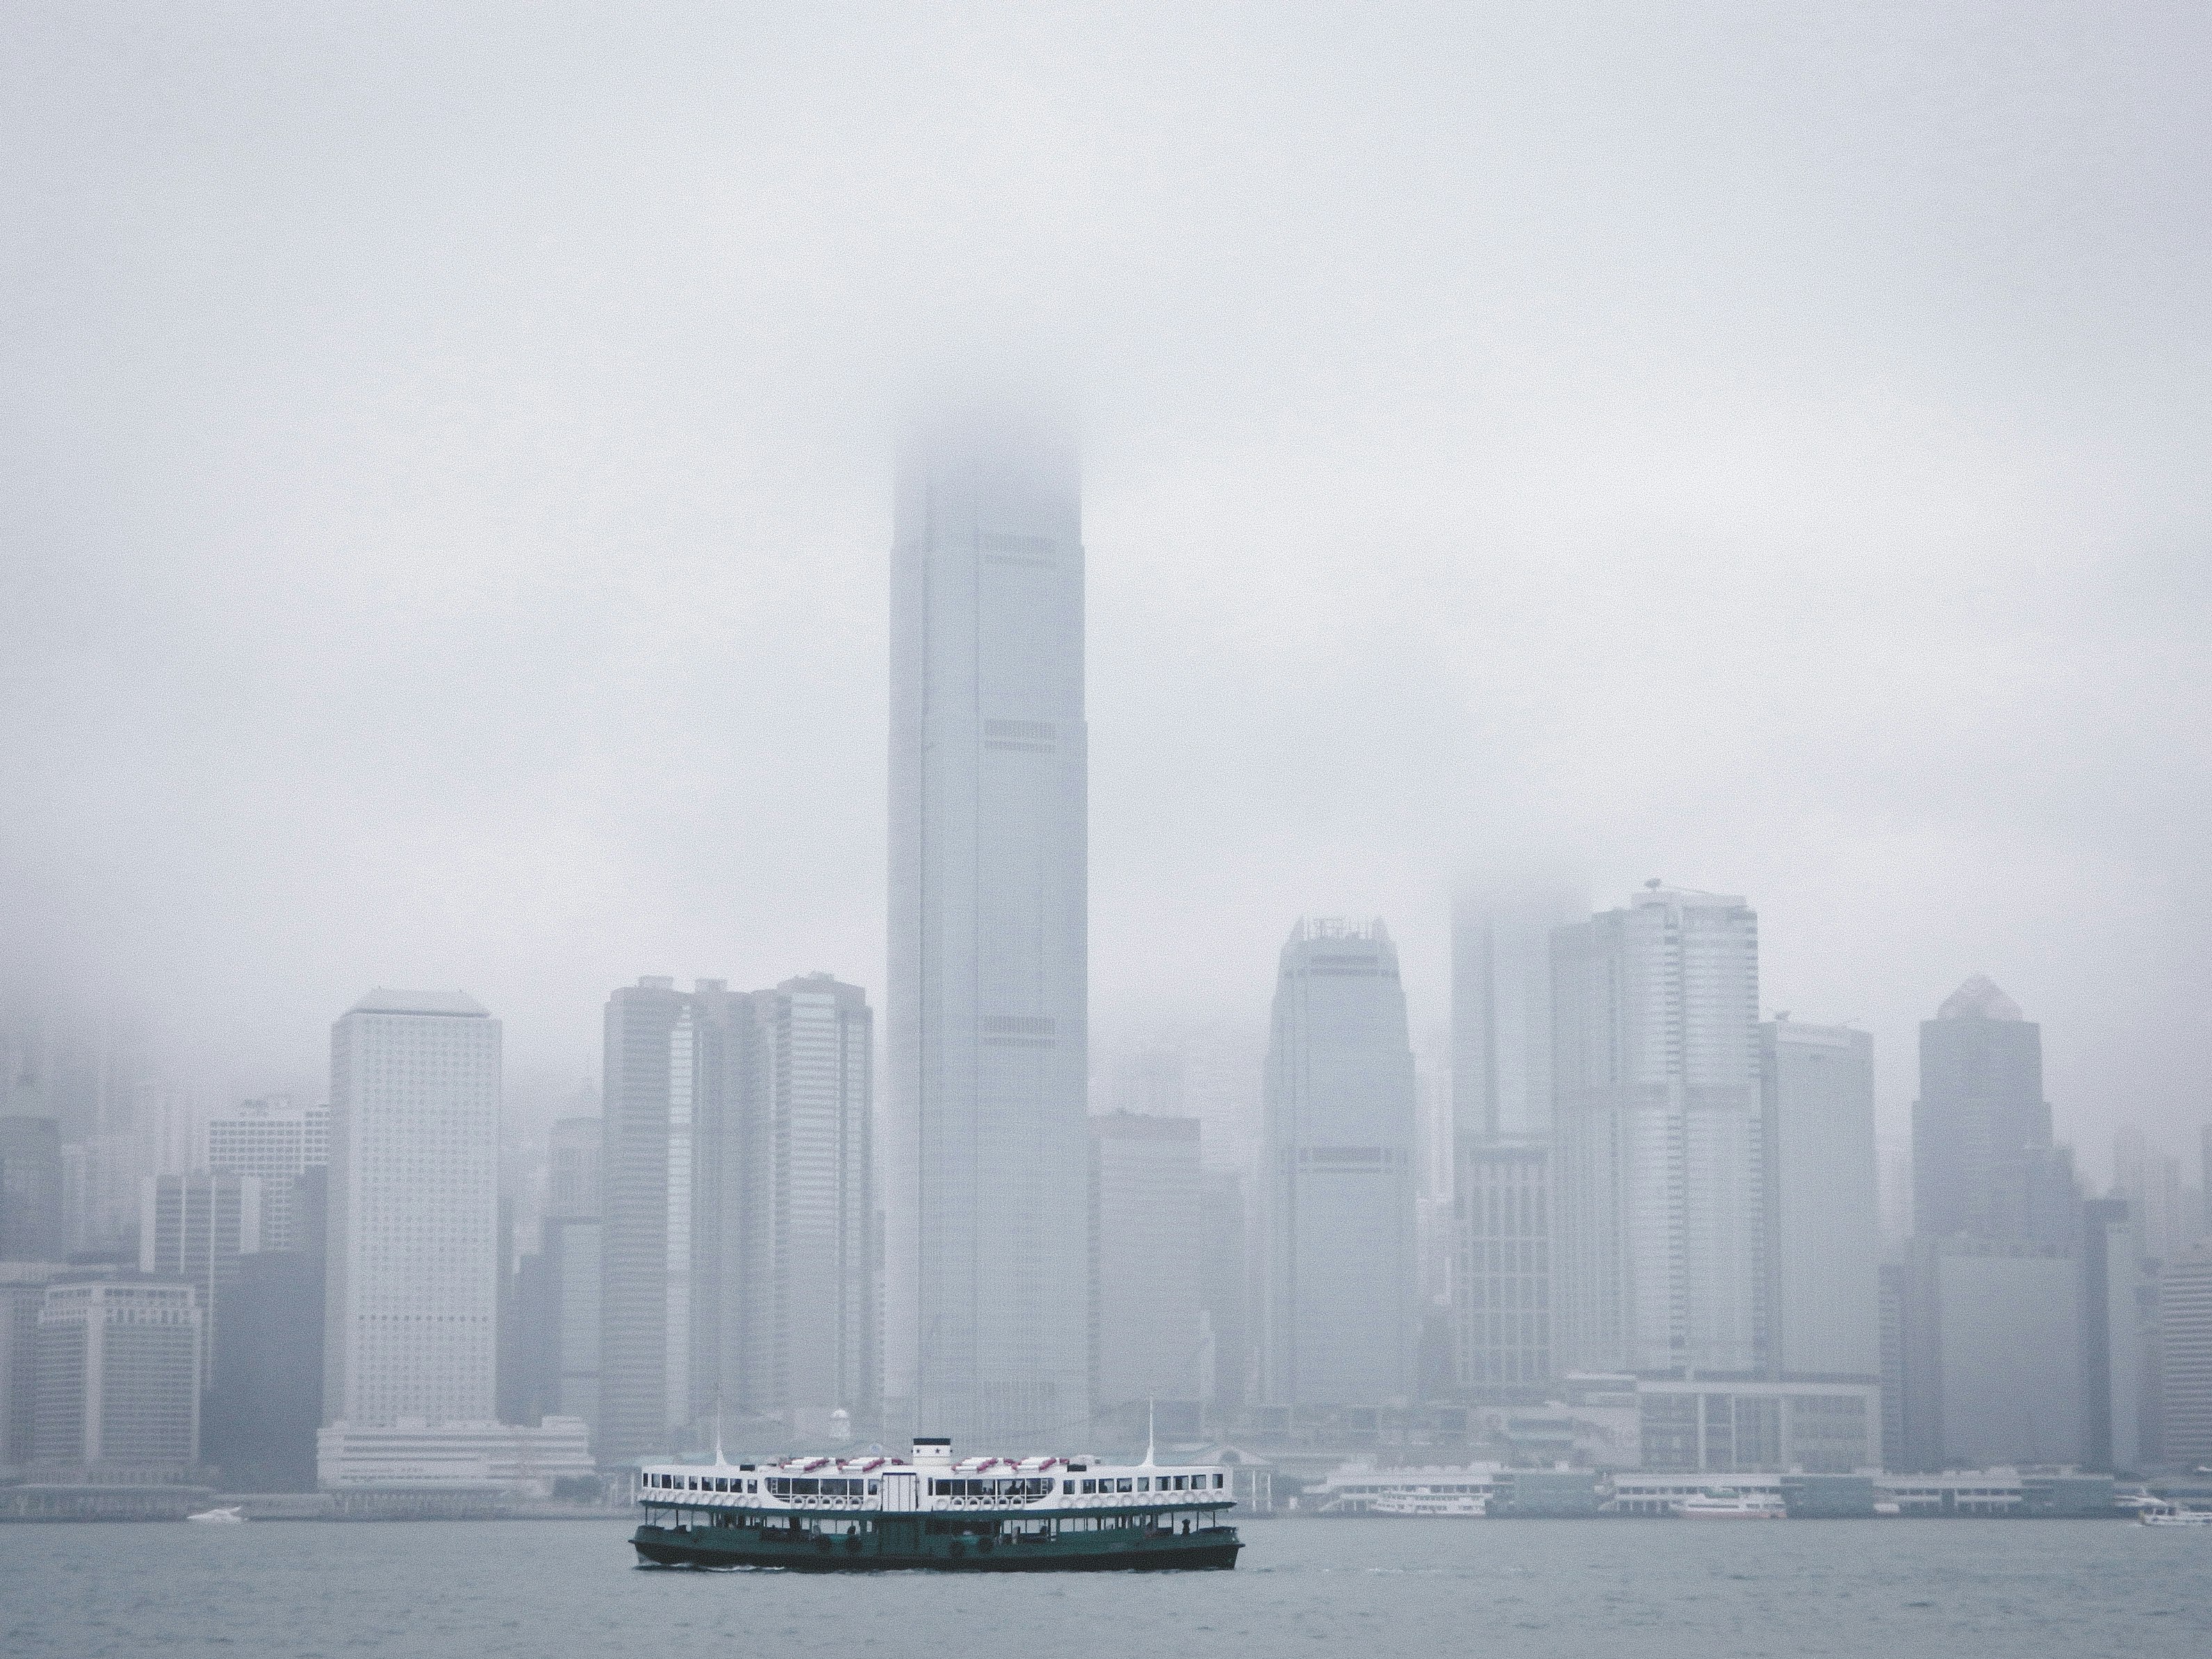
xmin=638 ymin=1437 xmax=1231 ymax=1514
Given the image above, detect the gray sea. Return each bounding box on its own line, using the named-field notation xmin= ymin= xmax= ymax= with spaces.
xmin=6 ymin=1517 xmax=2209 ymax=1658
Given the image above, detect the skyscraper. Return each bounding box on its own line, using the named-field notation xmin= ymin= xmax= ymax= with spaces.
xmin=886 ymin=413 xmax=1090 ymax=1445
xmin=1912 ymin=976 xmax=2052 ymax=1243
xmin=1453 ymin=1139 xmax=1552 ymax=1389
xmin=2161 ymin=1245 xmax=2212 ymax=1466
xmin=598 ymin=976 xmax=751 ymax=1460
xmin=205 ymin=1097 xmax=328 ymax=1252
xmin=1759 ymin=1020 xmax=1880 ymax=1380
xmin=323 ymin=990 xmax=500 ymax=1432
xmin=1448 ymin=886 xmax=1578 ymax=1396
xmin=1451 ymin=887 xmax=1582 ymax=1140
xmin=1088 ymin=1112 xmax=1204 ymax=1415
xmin=33 ymin=1278 xmax=202 ymax=1475
xmin=140 ymin=1170 xmax=261 ymax=1380
xmin=2114 ymin=1127 xmax=2188 ymax=1265
xmin=2081 ymin=1197 xmax=2144 ymax=1473
xmin=599 ymin=973 xmax=876 ymax=1454
xmin=0 ymin=1117 xmax=65 ymax=1261
xmin=731 ymin=974 xmax=876 ymax=1438
xmin=1262 ymin=918 xmax=1418 ymax=1406
xmin=1552 ymin=885 xmax=1763 ymax=1378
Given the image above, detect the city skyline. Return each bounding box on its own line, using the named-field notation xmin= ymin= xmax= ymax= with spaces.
xmin=7 ymin=3 xmax=2211 ymax=1177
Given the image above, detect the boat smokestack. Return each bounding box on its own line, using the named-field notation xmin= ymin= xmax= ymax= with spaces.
xmin=911 ymin=1436 xmax=953 ymax=1466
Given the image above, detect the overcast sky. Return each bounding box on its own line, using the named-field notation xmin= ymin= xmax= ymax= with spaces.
xmin=4 ymin=3 xmax=2208 ymax=1172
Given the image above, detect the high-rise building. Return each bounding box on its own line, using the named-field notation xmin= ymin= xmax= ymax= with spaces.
xmin=1878 ymin=1263 xmax=1906 ymax=1469
xmin=139 ymin=1170 xmax=261 ymax=1380
xmin=1552 ymin=885 xmax=1763 ymax=1378
xmin=1 ymin=1263 xmax=73 ymax=1471
xmin=205 ymin=1097 xmax=328 ymax=1252
xmin=1760 ymin=1020 xmax=1880 ymax=1381
xmin=322 ymin=990 xmax=500 ymax=1433
xmin=1448 ymin=888 xmax=1575 ymax=1396
xmin=600 ymin=974 xmax=877 ymax=1452
xmin=32 ymin=1277 xmax=202 ymax=1475
xmin=60 ymin=1133 xmax=145 ymax=1257
xmin=886 ymin=412 xmax=1090 ymax=1446
xmin=1912 ymin=976 xmax=2052 ymax=1244
xmin=730 ymin=974 xmax=876 ymax=1437
xmin=1261 ymin=918 xmax=1418 ymax=1407
xmin=1896 ymin=1236 xmax=2084 ymax=1471
xmin=2114 ymin=1127 xmax=2189 ymax=1266
xmin=546 ymin=1116 xmax=601 ymax=1220
xmin=1453 ymin=1138 xmax=1552 ymax=1390
xmin=598 ymin=976 xmax=753 ymax=1460
xmin=0 ymin=1117 xmax=65 ymax=1261
xmin=2161 ymin=1245 xmax=2212 ymax=1468
xmin=2081 ymin=1197 xmax=2144 ymax=1473
xmin=208 ymin=1243 xmax=325 ymax=1490
xmin=1199 ymin=1169 xmax=1249 ymax=1410
xmin=1450 ymin=887 xmax=1582 ymax=1140
xmin=1088 ymin=1113 xmax=1204 ymax=1416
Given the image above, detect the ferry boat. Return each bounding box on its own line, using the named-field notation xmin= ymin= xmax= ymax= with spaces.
xmin=1369 ymin=1491 xmax=1488 ymax=1518
xmin=1673 ymin=1488 xmax=1787 ymax=1519
xmin=631 ymin=1437 xmax=1241 ymax=1571
xmin=2139 ymin=1503 xmax=2212 ymax=1528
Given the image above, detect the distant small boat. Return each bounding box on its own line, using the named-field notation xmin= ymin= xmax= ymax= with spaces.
xmin=2138 ymin=1505 xmax=2212 ymax=1528
xmin=1675 ymin=1489 xmax=1786 ymax=1519
xmin=187 ymin=1505 xmax=247 ymax=1524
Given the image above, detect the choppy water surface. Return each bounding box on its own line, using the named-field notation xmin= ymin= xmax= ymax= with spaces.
xmin=6 ymin=1517 xmax=2209 ymax=1659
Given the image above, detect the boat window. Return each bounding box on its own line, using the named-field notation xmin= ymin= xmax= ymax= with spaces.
xmin=1116 ymin=1478 xmax=1132 ymax=1493
xmin=1214 ymin=1474 xmax=1224 ymax=1489
xmin=1081 ymin=1480 xmax=1096 ymax=1494
xmin=793 ymin=1479 xmax=819 ymax=1496
xmin=1063 ymin=1481 xmax=1074 ymax=1495
xmin=867 ymin=1481 xmax=879 ymax=1496
xmin=1137 ymin=1478 xmax=1149 ymax=1492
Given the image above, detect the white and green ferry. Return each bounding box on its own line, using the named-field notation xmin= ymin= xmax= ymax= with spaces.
xmin=632 ymin=1437 xmax=1241 ymax=1571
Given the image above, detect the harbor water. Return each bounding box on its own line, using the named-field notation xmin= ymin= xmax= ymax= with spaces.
xmin=6 ymin=1516 xmax=2209 ymax=1659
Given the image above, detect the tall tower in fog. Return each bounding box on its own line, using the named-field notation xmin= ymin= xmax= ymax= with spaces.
xmin=886 ymin=411 xmax=1090 ymax=1444
xmin=1552 ymin=887 xmax=1763 ymax=1377
xmin=324 ymin=990 xmax=500 ymax=1427
xmin=1262 ymin=918 xmax=1418 ymax=1406
xmin=1450 ymin=887 xmax=1582 ymax=1141
xmin=1912 ymin=976 xmax=2059 ymax=1244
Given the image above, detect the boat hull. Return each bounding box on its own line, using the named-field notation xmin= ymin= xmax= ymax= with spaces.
xmin=632 ymin=1520 xmax=1241 ymax=1572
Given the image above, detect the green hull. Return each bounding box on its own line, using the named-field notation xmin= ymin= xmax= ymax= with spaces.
xmin=632 ymin=1519 xmax=1240 ymax=1572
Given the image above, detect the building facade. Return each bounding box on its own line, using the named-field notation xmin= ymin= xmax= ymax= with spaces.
xmin=323 ymin=990 xmax=501 ymax=1432
xmin=139 ymin=1170 xmax=261 ymax=1381
xmin=1897 ymin=1236 xmax=2084 ymax=1471
xmin=1453 ymin=1138 xmax=1553 ymax=1390
xmin=1450 ymin=887 xmax=1583 ymax=1141
xmin=731 ymin=975 xmax=876 ymax=1439
xmin=886 ymin=413 xmax=1090 ymax=1446
xmin=1912 ymin=977 xmax=2056 ymax=1245
xmin=1760 ymin=1020 xmax=1880 ymax=1381
xmin=2161 ymin=1245 xmax=2212 ymax=1467
xmin=1551 ymin=886 xmax=1764 ymax=1378
xmin=204 ymin=1097 xmax=328 ymax=1252
xmin=32 ymin=1278 xmax=202 ymax=1474
xmin=598 ymin=976 xmax=751 ymax=1460
xmin=1262 ymin=918 xmax=1418 ymax=1407
xmin=1089 ymin=1112 xmax=1205 ymax=1415
xmin=0 ymin=1117 xmax=65 ymax=1262
xmin=2081 ymin=1197 xmax=2145 ymax=1472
